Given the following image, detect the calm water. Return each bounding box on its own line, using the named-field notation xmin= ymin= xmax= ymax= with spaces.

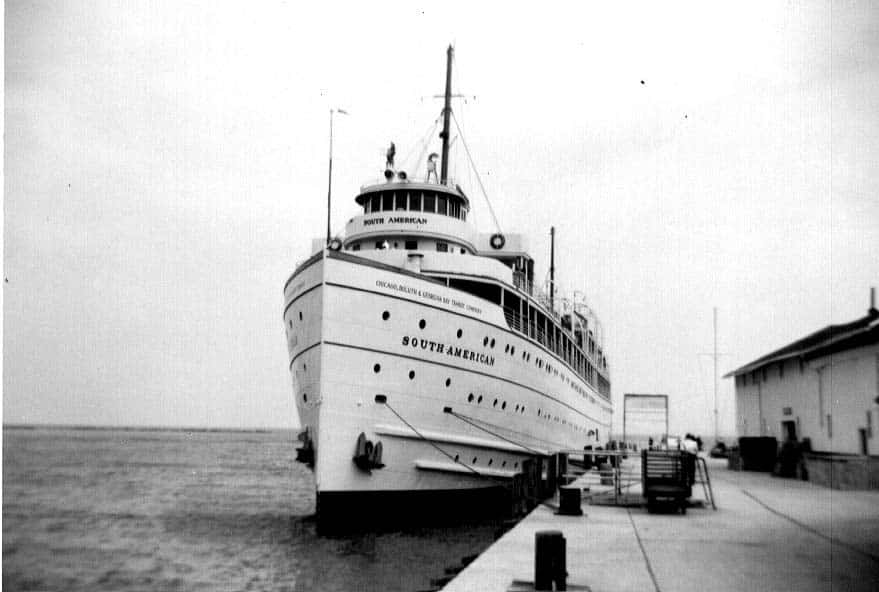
xmin=3 ymin=427 xmax=500 ymax=591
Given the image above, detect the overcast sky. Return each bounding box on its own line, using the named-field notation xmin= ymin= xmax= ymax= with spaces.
xmin=5 ymin=1 xmax=878 ymax=437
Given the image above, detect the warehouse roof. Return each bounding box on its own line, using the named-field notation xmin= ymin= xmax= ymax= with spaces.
xmin=723 ymin=307 xmax=879 ymax=378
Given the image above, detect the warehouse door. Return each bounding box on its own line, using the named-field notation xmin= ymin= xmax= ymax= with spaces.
xmin=782 ymin=420 xmax=797 ymax=442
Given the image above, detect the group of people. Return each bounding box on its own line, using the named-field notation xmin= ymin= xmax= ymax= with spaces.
xmin=386 ymin=141 xmax=440 ymax=183
xmin=646 ymin=433 xmax=704 ymax=453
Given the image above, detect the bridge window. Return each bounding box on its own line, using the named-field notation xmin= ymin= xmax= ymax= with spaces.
xmin=449 ymin=200 xmax=460 ymax=218
xmin=436 ymin=242 xmax=449 ymax=252
xmin=395 ymin=191 xmax=406 ymax=210
xmin=381 ymin=192 xmax=393 ymax=211
xmin=424 ymin=192 xmax=436 ymax=213
xmin=410 ymin=192 xmax=422 ymax=211
xmin=437 ymin=195 xmax=448 ymax=216
xmin=405 ymin=240 xmax=417 ymax=250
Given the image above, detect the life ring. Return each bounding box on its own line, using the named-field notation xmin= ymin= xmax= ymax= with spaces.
xmin=489 ymin=233 xmax=506 ymax=249
xmin=328 ymin=238 xmax=343 ymax=251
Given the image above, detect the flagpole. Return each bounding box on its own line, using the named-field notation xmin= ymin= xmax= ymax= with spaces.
xmin=326 ymin=108 xmax=348 ymax=245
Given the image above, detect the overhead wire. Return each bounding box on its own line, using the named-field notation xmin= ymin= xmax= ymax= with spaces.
xmin=451 ymin=111 xmax=502 ymax=234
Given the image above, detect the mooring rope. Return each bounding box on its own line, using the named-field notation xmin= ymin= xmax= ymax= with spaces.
xmin=380 ymin=400 xmax=572 ymax=508
xmin=401 ymin=115 xmax=442 ymax=177
xmin=446 ymin=410 xmax=544 ymax=456
xmin=451 ymin=111 xmax=503 ymax=235
xmin=381 ymin=400 xmax=483 ymax=477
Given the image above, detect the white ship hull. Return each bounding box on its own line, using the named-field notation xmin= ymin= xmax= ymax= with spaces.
xmin=284 ymin=250 xmax=612 ymax=524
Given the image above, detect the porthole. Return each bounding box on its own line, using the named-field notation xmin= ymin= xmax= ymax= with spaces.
xmin=515 ymin=404 xmax=520 ymax=412
xmin=493 ymin=398 xmax=498 ymax=407
xmin=303 ymin=393 xmax=308 ymax=402
xmin=454 ymin=454 xmax=460 ymax=462
xmin=483 ymin=337 xmax=489 ymax=347
xmin=472 ymin=457 xmax=478 ymax=464
xmin=445 ymin=378 xmax=451 ymax=387
xmin=419 ymin=319 xmax=426 ymax=329
xmin=477 ymin=395 xmax=483 ymax=404
xmin=510 ymin=346 xmax=515 ymax=355
xmin=514 ymin=462 xmax=519 ymax=469
xmin=409 ymin=370 xmax=415 ymax=380
xmin=537 ymin=409 xmax=541 ymax=416
xmin=505 ymin=344 xmax=510 ymax=353
xmin=488 ymin=459 xmax=493 ymax=466
xmin=502 ymin=401 xmax=507 ymax=410
xmin=299 ymin=311 xmax=303 ymax=321
xmin=373 ymin=364 xmax=381 ymax=373
xmin=382 ymin=311 xmax=390 ymax=320
xmin=288 ymin=320 xmax=293 ymax=329
xmin=521 ymin=406 xmax=525 ymax=414
xmin=468 ymin=393 xmax=474 ymax=402
xmin=457 ymin=329 xmax=463 ymax=338
xmin=490 ymin=338 xmax=495 ymax=348
xmin=501 ymin=461 xmax=507 ymax=467
xmin=303 ymin=364 xmax=307 ymax=372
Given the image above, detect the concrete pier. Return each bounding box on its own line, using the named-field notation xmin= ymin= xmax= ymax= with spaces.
xmin=441 ymin=458 xmax=879 ymax=592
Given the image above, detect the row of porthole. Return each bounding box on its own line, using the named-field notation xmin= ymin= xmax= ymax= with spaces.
xmin=287 ymin=310 xmax=304 ymax=329
xmin=371 ymin=361 xmax=594 ymax=433
xmin=452 ymin=453 xmax=518 ymax=470
xmin=380 ymin=309 xmax=604 ymax=393
xmin=368 ymin=364 xmax=594 ymax=435
xmin=466 ymin=393 xmax=526 ymax=414
xmin=372 ymin=310 xmax=600 ymax=430
xmin=373 ymin=363 xmax=452 ymax=388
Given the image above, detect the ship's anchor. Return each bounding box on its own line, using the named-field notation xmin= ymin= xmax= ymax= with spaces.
xmin=353 ymin=432 xmax=385 ymax=471
xmin=296 ymin=427 xmax=315 ymax=468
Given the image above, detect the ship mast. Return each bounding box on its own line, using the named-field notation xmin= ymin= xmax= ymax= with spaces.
xmin=549 ymin=227 xmax=556 ymax=309
xmin=440 ymin=45 xmax=453 ymax=184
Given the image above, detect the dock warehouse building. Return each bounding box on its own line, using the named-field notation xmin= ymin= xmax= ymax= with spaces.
xmin=725 ymin=295 xmax=879 ymax=467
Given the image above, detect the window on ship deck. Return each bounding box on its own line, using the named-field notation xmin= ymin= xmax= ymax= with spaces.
xmin=423 ymin=193 xmax=436 ymax=213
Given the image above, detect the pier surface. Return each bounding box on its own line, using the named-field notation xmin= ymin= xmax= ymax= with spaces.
xmin=441 ymin=458 xmax=879 ymax=592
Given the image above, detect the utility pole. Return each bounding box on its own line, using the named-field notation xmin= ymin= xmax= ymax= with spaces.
xmin=713 ymin=307 xmax=719 ymax=443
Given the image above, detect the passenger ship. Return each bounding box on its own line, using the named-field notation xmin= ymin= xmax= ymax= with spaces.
xmin=283 ymin=47 xmax=612 ymax=526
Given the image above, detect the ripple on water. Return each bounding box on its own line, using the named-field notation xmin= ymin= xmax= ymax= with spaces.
xmin=3 ymin=427 xmax=500 ymax=592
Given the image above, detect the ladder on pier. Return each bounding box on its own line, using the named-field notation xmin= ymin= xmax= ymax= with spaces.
xmin=694 ymin=456 xmax=717 ymax=510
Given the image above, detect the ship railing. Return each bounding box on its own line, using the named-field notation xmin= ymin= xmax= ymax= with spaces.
xmin=360 ymin=175 xmax=462 ymax=192
xmin=512 ymin=272 xmax=533 ymax=297
xmin=503 ymin=303 xmax=609 ymax=392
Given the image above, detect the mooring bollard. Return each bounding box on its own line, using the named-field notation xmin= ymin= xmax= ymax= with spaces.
xmin=535 ymin=530 xmax=566 ymax=591
xmin=557 ymin=486 xmax=583 ymax=516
